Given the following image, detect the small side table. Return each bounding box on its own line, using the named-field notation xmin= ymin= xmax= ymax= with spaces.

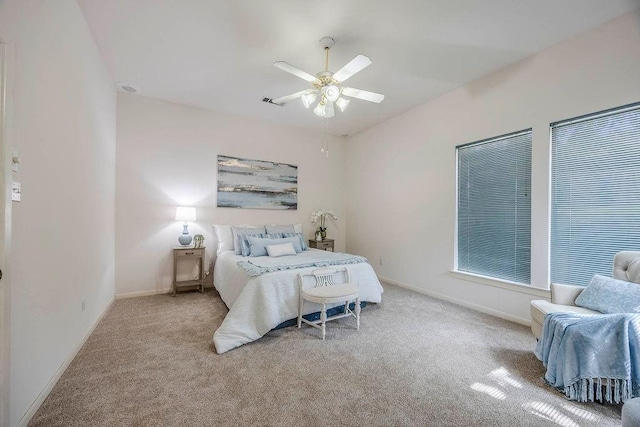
xmin=172 ymin=246 xmax=205 ymax=295
xmin=308 ymin=239 xmax=334 ymax=252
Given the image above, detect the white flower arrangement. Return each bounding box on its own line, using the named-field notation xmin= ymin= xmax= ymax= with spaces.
xmin=310 ymin=208 xmax=338 ymax=232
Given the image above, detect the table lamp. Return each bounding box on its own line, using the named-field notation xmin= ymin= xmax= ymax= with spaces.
xmin=175 ymin=206 xmax=196 ymax=246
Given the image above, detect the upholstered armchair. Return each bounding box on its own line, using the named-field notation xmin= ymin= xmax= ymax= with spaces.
xmin=530 ymin=251 xmax=640 ymax=339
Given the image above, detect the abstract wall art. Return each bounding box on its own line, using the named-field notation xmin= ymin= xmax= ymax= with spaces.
xmin=217 ymin=155 xmax=298 ymax=210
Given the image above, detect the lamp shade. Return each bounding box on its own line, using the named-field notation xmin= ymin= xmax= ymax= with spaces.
xmin=301 ymin=92 xmax=317 ymax=109
xmin=175 ymin=206 xmax=196 ymax=222
xmin=336 ymin=97 xmax=350 ymax=112
xmin=314 ymin=102 xmax=326 ymax=117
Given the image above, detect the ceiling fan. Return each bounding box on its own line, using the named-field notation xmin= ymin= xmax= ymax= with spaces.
xmin=272 ymin=37 xmax=384 ymax=118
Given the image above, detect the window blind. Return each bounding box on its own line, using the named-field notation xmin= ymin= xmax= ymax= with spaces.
xmin=457 ymin=130 xmax=532 ymax=284
xmin=551 ymin=103 xmax=640 ymax=286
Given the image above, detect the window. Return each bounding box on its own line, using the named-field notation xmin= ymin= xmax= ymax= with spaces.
xmin=456 ymin=130 xmax=532 ymax=284
xmin=551 ymin=103 xmax=640 ymax=286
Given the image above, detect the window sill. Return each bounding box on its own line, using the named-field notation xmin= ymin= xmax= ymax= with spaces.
xmin=449 ymin=270 xmax=550 ymax=298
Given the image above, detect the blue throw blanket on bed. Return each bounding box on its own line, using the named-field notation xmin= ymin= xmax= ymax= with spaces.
xmin=535 ymin=312 xmax=640 ymax=403
xmin=237 ymin=251 xmax=368 ymax=276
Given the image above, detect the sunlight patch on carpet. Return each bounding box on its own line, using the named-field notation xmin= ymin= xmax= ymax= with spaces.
xmin=488 ymin=367 xmax=523 ymax=389
xmin=522 ymin=401 xmax=579 ymax=427
xmin=470 ymin=383 xmax=506 ymax=400
xmin=561 ymin=403 xmax=600 ymax=422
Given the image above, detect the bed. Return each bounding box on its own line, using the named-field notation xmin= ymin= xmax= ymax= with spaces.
xmin=211 ymin=224 xmax=384 ymax=354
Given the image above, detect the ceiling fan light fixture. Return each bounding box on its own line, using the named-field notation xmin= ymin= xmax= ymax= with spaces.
xmin=324 ymin=85 xmax=340 ymax=102
xmin=272 ymin=36 xmax=384 ymax=122
xmin=301 ymin=92 xmax=317 ymax=109
xmin=335 ymin=97 xmax=350 ymax=112
xmin=314 ymin=102 xmax=326 ymax=117
xmin=324 ymin=100 xmax=335 ymax=118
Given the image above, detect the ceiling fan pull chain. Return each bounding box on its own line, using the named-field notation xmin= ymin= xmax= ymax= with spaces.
xmin=320 ymin=118 xmax=329 ymax=157
xmin=325 ymin=119 xmax=330 ymax=157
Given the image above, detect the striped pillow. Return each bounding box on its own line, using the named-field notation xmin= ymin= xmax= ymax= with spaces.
xmin=266 ymin=224 xmax=296 ymax=234
xmin=231 ymin=226 xmax=266 ymax=255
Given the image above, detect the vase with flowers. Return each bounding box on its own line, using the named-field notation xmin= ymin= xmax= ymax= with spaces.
xmin=310 ymin=209 xmax=337 ymax=240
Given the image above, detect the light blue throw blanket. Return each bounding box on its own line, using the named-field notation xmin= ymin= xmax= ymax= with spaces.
xmin=535 ymin=312 xmax=640 ymax=403
xmin=237 ymin=251 xmax=368 ymax=277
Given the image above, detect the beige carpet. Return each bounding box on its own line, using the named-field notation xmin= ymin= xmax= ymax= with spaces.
xmin=29 ymin=283 xmax=622 ymax=426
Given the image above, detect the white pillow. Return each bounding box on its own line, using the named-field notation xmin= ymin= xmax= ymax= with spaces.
xmin=293 ymin=223 xmax=302 ymax=233
xmin=213 ymin=225 xmax=234 ymax=254
xmin=266 ymin=242 xmax=297 ymax=257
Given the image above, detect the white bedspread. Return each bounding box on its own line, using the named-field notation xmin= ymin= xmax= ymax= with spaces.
xmin=213 ymin=250 xmax=384 ymax=354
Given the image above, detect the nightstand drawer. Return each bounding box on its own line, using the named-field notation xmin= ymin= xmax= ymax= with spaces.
xmin=315 ymin=241 xmax=332 ymax=250
xmin=174 ymin=248 xmax=204 ymax=258
xmin=308 ymin=239 xmax=334 ymax=251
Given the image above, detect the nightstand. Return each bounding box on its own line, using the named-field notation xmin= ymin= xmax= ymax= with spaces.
xmin=308 ymin=238 xmax=334 ymax=252
xmin=172 ymin=246 xmax=205 ymax=295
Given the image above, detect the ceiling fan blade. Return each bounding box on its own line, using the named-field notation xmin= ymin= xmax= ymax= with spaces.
xmin=324 ymin=101 xmax=335 ymax=118
xmin=272 ymin=90 xmax=307 ymax=105
xmin=274 ymin=61 xmax=317 ymax=82
xmin=342 ymin=87 xmax=385 ymax=103
xmin=332 ymin=55 xmax=372 ymax=83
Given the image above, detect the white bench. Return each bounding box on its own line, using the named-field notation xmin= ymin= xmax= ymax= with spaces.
xmin=298 ymin=268 xmax=360 ymax=340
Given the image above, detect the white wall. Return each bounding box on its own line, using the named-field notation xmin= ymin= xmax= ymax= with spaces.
xmin=116 ymin=94 xmax=346 ymax=296
xmin=346 ymin=11 xmax=640 ymax=324
xmin=0 ymin=1 xmax=116 ymax=425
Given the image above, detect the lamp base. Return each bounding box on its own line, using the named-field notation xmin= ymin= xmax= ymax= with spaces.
xmin=178 ymin=234 xmax=192 ymax=246
xmin=178 ymin=223 xmax=192 ymax=246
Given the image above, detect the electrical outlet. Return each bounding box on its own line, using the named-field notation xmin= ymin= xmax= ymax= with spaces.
xmin=379 ymin=257 xmax=384 ymax=265
xmin=81 ymin=298 xmax=86 ymax=312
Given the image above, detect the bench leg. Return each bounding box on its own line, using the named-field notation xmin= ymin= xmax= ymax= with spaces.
xmin=355 ymin=297 xmax=361 ymax=330
xmin=321 ymin=304 xmax=327 ymax=340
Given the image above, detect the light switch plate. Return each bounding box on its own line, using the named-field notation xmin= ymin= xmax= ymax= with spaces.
xmin=12 ymin=150 xmax=19 ymax=172
xmin=12 ymin=182 xmax=21 ymax=202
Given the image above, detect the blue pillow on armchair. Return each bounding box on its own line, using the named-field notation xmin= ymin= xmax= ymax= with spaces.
xmin=574 ymin=274 xmax=640 ymax=314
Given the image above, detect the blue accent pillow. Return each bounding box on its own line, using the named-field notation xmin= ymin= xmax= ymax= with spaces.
xmin=574 ymin=274 xmax=640 ymax=314
xmin=239 ymin=233 xmax=281 ymax=256
xmin=231 ymin=226 xmax=266 ymax=255
xmin=247 ymin=236 xmax=303 ymax=257
xmin=281 ymin=232 xmax=307 ymax=251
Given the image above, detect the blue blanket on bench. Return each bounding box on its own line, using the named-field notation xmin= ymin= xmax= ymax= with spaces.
xmin=535 ymin=312 xmax=640 ymax=403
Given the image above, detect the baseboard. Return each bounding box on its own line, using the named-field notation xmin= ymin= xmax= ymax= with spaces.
xmin=116 ymin=288 xmax=171 ymax=299
xmin=18 ymin=296 xmax=116 ymax=427
xmin=379 ymin=276 xmax=531 ymax=327
xmin=116 ymin=285 xmax=214 ymax=299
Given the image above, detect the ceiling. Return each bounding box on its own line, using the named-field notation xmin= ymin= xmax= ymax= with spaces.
xmin=77 ymin=0 xmax=639 ymax=136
